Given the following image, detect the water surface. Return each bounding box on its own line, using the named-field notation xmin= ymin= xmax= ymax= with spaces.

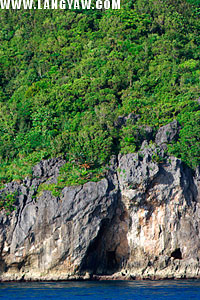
xmin=0 ymin=280 xmax=200 ymax=299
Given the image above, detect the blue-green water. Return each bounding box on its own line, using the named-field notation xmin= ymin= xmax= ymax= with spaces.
xmin=0 ymin=280 xmax=200 ymax=299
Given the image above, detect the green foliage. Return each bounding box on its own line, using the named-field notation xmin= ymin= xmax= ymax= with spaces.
xmin=37 ymin=162 xmax=106 ymax=197
xmin=0 ymin=0 xmax=199 ymax=186
xmin=151 ymin=152 xmax=164 ymax=164
xmin=0 ymin=150 xmax=48 ymax=184
xmin=120 ymin=124 xmax=155 ymax=154
xmin=168 ymin=111 xmax=200 ymax=169
xmin=0 ymin=192 xmax=17 ymax=214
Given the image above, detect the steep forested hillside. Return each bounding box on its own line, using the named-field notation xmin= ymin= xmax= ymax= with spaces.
xmin=0 ymin=0 xmax=199 ymax=186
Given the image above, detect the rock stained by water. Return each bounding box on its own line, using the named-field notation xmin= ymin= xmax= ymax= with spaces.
xmin=0 ymin=138 xmax=200 ymax=280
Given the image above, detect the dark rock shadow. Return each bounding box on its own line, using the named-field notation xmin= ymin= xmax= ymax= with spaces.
xmin=80 ymin=197 xmax=130 ymax=276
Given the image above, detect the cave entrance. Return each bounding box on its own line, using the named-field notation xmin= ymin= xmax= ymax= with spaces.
xmin=80 ymin=219 xmax=121 ymax=275
xmin=171 ymin=248 xmax=182 ymax=259
xmin=80 ymin=200 xmax=129 ymax=276
xmin=106 ymin=251 xmax=117 ymax=271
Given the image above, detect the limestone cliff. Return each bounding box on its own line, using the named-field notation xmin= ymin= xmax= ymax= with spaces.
xmin=0 ymin=124 xmax=200 ymax=280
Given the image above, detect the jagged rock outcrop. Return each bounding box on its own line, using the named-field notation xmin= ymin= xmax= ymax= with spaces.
xmin=0 ymin=144 xmax=200 ymax=281
xmin=155 ymin=120 xmax=181 ymax=145
xmin=117 ymin=146 xmax=200 ymax=279
xmin=114 ymin=113 xmax=141 ymax=128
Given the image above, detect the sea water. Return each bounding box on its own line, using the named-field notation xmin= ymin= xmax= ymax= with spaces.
xmin=0 ymin=280 xmax=200 ymax=299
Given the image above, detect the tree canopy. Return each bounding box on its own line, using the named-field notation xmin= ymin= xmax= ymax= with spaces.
xmin=0 ymin=0 xmax=199 ymax=185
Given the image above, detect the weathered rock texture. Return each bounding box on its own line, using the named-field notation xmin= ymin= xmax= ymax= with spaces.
xmin=117 ymin=148 xmax=200 ymax=279
xmin=155 ymin=120 xmax=181 ymax=145
xmin=0 ymin=144 xmax=200 ymax=281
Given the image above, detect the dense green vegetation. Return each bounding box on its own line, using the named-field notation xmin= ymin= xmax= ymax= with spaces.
xmin=0 ymin=191 xmax=17 ymax=213
xmin=37 ymin=162 xmax=106 ymax=197
xmin=0 ymin=0 xmax=199 ymax=186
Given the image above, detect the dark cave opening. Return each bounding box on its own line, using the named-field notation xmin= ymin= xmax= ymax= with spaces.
xmin=106 ymin=251 xmax=117 ymax=271
xmin=171 ymin=248 xmax=182 ymax=259
xmin=80 ymin=219 xmax=120 ymax=275
xmin=80 ymin=200 xmax=129 ymax=276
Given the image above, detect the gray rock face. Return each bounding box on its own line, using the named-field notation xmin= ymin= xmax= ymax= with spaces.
xmin=196 ymin=97 xmax=200 ymax=105
xmin=117 ymin=146 xmax=200 ymax=279
xmin=155 ymin=120 xmax=181 ymax=145
xmin=0 ymin=159 xmax=119 ymax=280
xmin=114 ymin=113 xmax=141 ymax=128
xmin=0 ymin=142 xmax=200 ymax=280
